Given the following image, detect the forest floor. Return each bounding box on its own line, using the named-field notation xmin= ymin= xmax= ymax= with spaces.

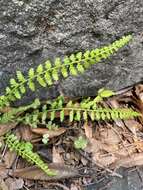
xmin=0 ymin=83 xmax=143 ymax=190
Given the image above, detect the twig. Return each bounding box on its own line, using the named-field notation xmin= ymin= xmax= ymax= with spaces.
xmin=95 ymin=162 xmax=123 ymax=178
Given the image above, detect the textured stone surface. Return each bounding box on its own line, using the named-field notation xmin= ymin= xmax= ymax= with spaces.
xmin=85 ymin=167 xmax=143 ymax=190
xmin=0 ymin=0 xmax=143 ymax=189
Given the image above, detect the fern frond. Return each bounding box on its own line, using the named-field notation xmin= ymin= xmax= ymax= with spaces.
xmin=0 ymin=35 xmax=132 ymax=107
xmin=47 ymin=106 xmax=140 ymax=122
xmin=0 ymin=92 xmax=140 ymax=126
xmin=4 ymin=133 xmax=56 ymax=176
xmin=16 ymin=95 xmax=140 ymax=126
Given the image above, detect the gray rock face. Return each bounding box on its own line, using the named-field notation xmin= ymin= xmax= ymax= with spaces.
xmin=0 ymin=0 xmax=143 ymax=189
xmin=0 ymin=0 xmax=143 ymax=104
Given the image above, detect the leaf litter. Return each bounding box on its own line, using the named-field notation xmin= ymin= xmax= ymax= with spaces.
xmin=0 ymin=83 xmax=143 ymax=189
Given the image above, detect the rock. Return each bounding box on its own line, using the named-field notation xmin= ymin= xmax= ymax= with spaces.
xmin=0 ymin=0 xmax=143 ymax=105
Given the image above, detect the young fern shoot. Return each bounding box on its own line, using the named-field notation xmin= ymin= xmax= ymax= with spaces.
xmin=0 ymin=35 xmax=132 ymax=107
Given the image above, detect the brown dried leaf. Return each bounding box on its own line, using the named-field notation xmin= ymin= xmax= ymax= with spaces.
xmin=4 ymin=150 xmax=17 ymax=168
xmin=134 ymin=84 xmax=143 ymax=102
xmin=115 ymin=145 xmax=136 ymax=157
xmin=99 ymin=128 xmax=121 ymax=145
xmin=85 ymin=138 xmax=101 ymax=153
xmin=0 ymin=123 xmax=17 ymax=137
xmin=86 ymin=138 xmax=118 ymax=154
xmin=19 ymin=124 xmax=34 ymax=141
xmin=0 ymin=180 xmax=8 ymax=190
xmin=52 ymin=146 xmax=64 ymax=164
xmin=115 ymin=152 xmax=143 ymax=168
xmin=31 ymin=127 xmax=66 ymax=138
xmin=124 ymin=119 xmax=142 ymax=135
xmin=93 ymin=152 xmax=117 ymax=166
xmin=5 ymin=177 xmax=24 ymax=190
xmin=108 ymin=99 xmax=125 ymax=127
xmin=84 ymin=122 xmax=93 ymax=139
xmin=0 ymin=163 xmax=8 ymax=179
xmin=11 ymin=164 xmax=79 ymax=180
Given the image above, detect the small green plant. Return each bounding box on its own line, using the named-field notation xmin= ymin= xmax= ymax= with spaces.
xmin=4 ymin=133 xmax=56 ymax=176
xmin=1 ymin=35 xmax=140 ymax=178
xmin=74 ymin=136 xmax=88 ymax=149
xmin=42 ymin=134 xmax=49 ymax=144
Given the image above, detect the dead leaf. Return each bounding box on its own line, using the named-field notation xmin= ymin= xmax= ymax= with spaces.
xmin=115 ymin=145 xmax=136 ymax=157
xmin=93 ymin=152 xmax=117 ymax=166
xmin=115 ymin=152 xmax=143 ymax=168
xmin=0 ymin=163 xmax=8 ymax=179
xmin=86 ymin=138 xmax=118 ymax=154
xmin=5 ymin=178 xmax=24 ymax=190
xmin=4 ymin=150 xmax=17 ymax=168
xmin=0 ymin=180 xmax=8 ymax=190
xmin=134 ymin=140 xmax=143 ymax=151
xmin=70 ymin=183 xmax=80 ymax=190
xmin=19 ymin=125 xmax=34 ymax=141
xmin=52 ymin=147 xmax=64 ymax=164
xmin=11 ymin=164 xmax=79 ymax=180
xmin=124 ymin=119 xmax=142 ymax=135
xmin=99 ymin=128 xmax=121 ymax=145
xmin=107 ymin=99 xmax=125 ymax=127
xmin=31 ymin=127 xmax=66 ymax=138
xmin=85 ymin=138 xmax=101 ymax=153
xmin=84 ymin=122 xmax=93 ymax=139
xmin=0 ymin=123 xmax=17 ymax=137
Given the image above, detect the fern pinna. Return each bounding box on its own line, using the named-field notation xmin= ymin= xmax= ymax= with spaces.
xmin=4 ymin=133 xmax=56 ymax=176
xmin=0 ymin=35 xmax=132 ymax=107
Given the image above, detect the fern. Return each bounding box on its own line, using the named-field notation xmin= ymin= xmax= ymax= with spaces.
xmin=15 ymin=95 xmax=140 ymax=127
xmin=41 ymin=94 xmax=140 ymax=122
xmin=47 ymin=105 xmax=140 ymax=122
xmin=4 ymin=133 xmax=56 ymax=176
xmin=0 ymin=91 xmax=140 ymax=126
xmin=0 ymin=35 xmax=132 ymax=107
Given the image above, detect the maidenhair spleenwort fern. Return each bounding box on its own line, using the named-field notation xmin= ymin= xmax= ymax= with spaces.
xmin=0 ymin=89 xmax=140 ymax=127
xmin=4 ymin=133 xmax=56 ymax=176
xmin=0 ymin=35 xmax=132 ymax=107
xmin=1 ymin=35 xmax=140 ymax=178
xmin=17 ymin=94 xmax=141 ymax=128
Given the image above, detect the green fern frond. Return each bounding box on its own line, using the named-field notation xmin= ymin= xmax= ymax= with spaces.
xmin=0 ymin=35 xmax=132 ymax=107
xmin=4 ymin=133 xmax=56 ymax=176
xmin=47 ymin=106 xmax=140 ymax=122
xmin=43 ymin=94 xmax=140 ymax=122
xmin=16 ymin=95 xmax=140 ymax=126
xmin=0 ymin=92 xmax=140 ymax=126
